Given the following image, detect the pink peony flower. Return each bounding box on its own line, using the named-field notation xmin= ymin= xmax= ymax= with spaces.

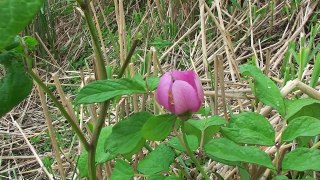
xmin=156 ymin=70 xmax=204 ymax=115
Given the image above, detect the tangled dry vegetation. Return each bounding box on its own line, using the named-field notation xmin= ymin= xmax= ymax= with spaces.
xmin=0 ymin=0 xmax=319 ymax=179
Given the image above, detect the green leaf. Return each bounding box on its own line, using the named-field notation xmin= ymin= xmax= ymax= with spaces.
xmin=285 ymin=98 xmax=320 ymax=122
xmin=168 ymin=135 xmax=199 ymax=152
xmin=240 ymin=64 xmax=285 ymax=115
xmin=0 ymin=52 xmax=33 ymax=118
xmin=0 ymin=0 xmax=43 ymax=49
xmin=142 ymin=114 xmax=177 ymax=141
xmin=275 ymin=176 xmax=289 ymax=180
xmin=110 ymin=159 xmax=134 ymax=180
xmin=204 ymin=138 xmax=275 ymax=169
xmin=147 ymin=174 xmax=166 ymax=180
xmin=148 ymin=175 xmax=180 ymax=180
xmin=4 ymin=36 xmax=20 ymax=51
xmin=77 ymin=151 xmax=88 ymax=177
xmin=282 ymin=116 xmax=320 ymax=142
xmin=122 ymin=139 xmax=146 ymax=160
xmin=131 ymin=73 xmax=145 ymax=87
xmin=105 ymin=112 xmax=153 ymax=155
xmin=187 ymin=116 xmax=227 ymax=131
xmin=230 ymin=0 xmax=242 ymax=9
xmin=310 ymin=53 xmax=320 ymax=88
xmin=147 ymin=76 xmax=160 ymax=91
xmin=96 ymin=126 xmax=116 ymax=163
xmin=74 ymin=78 xmax=146 ymax=104
xmin=22 ymin=36 xmax=39 ymax=51
xmin=238 ymin=166 xmax=250 ymax=180
xmin=138 ymin=144 xmax=175 ymax=175
xmin=221 ymin=112 xmax=275 ymax=146
xmin=282 ymin=148 xmax=320 ymax=171
xmin=196 ymin=107 xmax=211 ymax=116
xmin=185 ymin=116 xmax=227 ymax=145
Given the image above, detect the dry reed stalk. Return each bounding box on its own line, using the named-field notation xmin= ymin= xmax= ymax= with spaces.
xmin=151 ymin=48 xmax=160 ymax=114
xmin=155 ymin=0 xmax=164 ymax=23
xmin=248 ymin=0 xmax=259 ymax=67
xmin=90 ymin=1 xmax=109 ymax=66
xmin=129 ymin=63 xmax=139 ymax=112
xmin=97 ymin=0 xmax=111 ymax=32
xmin=52 ymin=73 xmax=78 ymax=125
xmin=35 ymin=33 xmax=59 ymax=68
xmin=114 ymin=0 xmax=127 ymax=66
xmin=204 ymin=2 xmax=240 ymax=80
xmin=10 ymin=116 xmax=54 ymax=180
xmin=270 ymin=0 xmax=319 ymax=70
xmin=214 ymin=56 xmax=219 ymax=115
xmin=204 ymin=91 xmax=255 ymax=99
xmin=35 ymin=72 xmax=66 ymax=180
xmin=199 ymin=0 xmax=216 ymax=118
xmin=159 ymin=5 xmax=216 ymax=62
xmin=217 ymin=55 xmax=228 ymax=119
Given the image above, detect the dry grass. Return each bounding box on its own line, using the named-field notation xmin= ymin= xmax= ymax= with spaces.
xmin=1 ymin=0 xmax=320 ymax=179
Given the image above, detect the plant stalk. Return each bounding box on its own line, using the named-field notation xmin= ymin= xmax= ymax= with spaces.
xmin=118 ymin=35 xmax=142 ymax=77
xmin=27 ymin=69 xmax=90 ymax=151
xmin=75 ymin=0 xmax=109 ymax=179
xmin=77 ymin=0 xmax=107 ymax=80
xmin=180 ymin=120 xmax=210 ymax=180
xmin=88 ymin=102 xmax=109 ymax=180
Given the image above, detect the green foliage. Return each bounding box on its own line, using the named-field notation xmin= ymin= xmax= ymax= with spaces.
xmin=77 ymin=151 xmax=88 ymax=177
xmin=168 ymin=135 xmax=199 ymax=152
xmin=0 ymin=0 xmax=43 ymax=49
xmin=110 ymin=159 xmax=134 ymax=180
xmin=221 ymin=112 xmax=275 ymax=146
xmin=240 ymin=64 xmax=286 ymax=115
xmin=96 ymin=126 xmax=115 ymax=163
xmin=77 ymin=126 xmax=119 ymax=178
xmin=150 ymin=37 xmax=173 ymax=50
xmin=276 ymin=176 xmax=289 ymax=180
xmin=204 ymin=138 xmax=275 ymax=169
xmin=148 ymin=175 xmax=180 ymax=180
xmin=146 ymin=76 xmax=160 ymax=91
xmin=105 ymin=112 xmax=153 ymax=155
xmin=0 ymin=52 xmax=33 ymax=118
xmin=142 ymin=114 xmax=177 ymax=141
xmin=310 ymin=53 xmax=320 ymax=88
xmin=287 ymin=23 xmax=320 ymax=80
xmin=282 ymin=116 xmax=320 ymax=142
xmin=285 ymin=98 xmax=320 ymax=122
xmin=42 ymin=156 xmax=54 ymax=173
xmin=282 ymin=148 xmax=320 ymax=171
xmin=138 ymin=144 xmax=175 ymax=175
xmin=185 ymin=116 xmax=227 ymax=145
xmin=74 ymin=78 xmax=146 ymax=104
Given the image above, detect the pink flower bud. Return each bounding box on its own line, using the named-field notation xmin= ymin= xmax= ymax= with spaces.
xmin=155 ymin=70 xmax=204 ymax=115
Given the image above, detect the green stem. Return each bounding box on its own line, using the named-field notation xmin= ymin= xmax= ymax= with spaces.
xmin=86 ymin=36 xmax=141 ymax=179
xmin=118 ymin=35 xmax=142 ymax=77
xmin=75 ymin=1 xmax=108 ymax=179
xmin=76 ymin=2 xmax=142 ymax=179
xmin=180 ymin=121 xmax=210 ymax=180
xmin=27 ymin=69 xmax=90 ymax=151
xmin=76 ymin=0 xmax=107 ymax=80
xmin=144 ymin=142 xmax=153 ymax=152
xmin=88 ymin=102 xmax=109 ymax=180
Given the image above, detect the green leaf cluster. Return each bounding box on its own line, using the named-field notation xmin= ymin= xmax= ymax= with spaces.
xmin=240 ymin=64 xmax=286 ymax=115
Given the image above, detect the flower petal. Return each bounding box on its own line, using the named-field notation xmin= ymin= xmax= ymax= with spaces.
xmin=171 ymin=70 xmax=196 ymax=87
xmin=171 ymin=80 xmax=201 ymax=115
xmin=194 ymin=74 xmax=204 ymax=102
xmin=155 ymin=72 xmax=173 ymax=111
xmin=172 ymin=70 xmax=204 ymax=103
